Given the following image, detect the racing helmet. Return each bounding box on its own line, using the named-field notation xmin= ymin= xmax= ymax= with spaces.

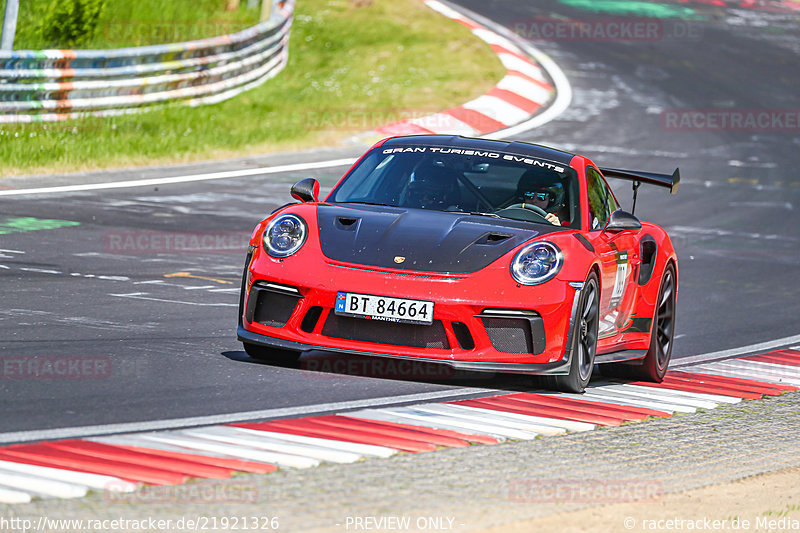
xmin=516 ymin=169 xmax=566 ymax=212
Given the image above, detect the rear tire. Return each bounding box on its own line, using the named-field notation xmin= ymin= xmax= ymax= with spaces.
xmin=549 ymin=272 xmax=599 ymax=393
xmin=243 ymin=342 xmax=302 ymax=365
xmin=601 ymin=263 xmax=676 ymax=382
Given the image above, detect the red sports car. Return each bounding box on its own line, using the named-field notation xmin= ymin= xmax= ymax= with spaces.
xmin=238 ymin=135 xmax=679 ymax=392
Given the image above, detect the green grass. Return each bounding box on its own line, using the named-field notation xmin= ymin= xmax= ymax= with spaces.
xmin=0 ymin=0 xmax=505 ymax=176
xmin=7 ymin=0 xmax=260 ymax=49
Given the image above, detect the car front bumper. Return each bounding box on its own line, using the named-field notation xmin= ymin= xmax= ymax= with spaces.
xmin=238 ymin=242 xmax=584 ymax=375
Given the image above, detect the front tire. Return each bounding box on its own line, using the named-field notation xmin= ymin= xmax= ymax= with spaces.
xmin=549 ymin=272 xmax=599 ymax=393
xmin=243 ymin=342 xmax=302 ymax=365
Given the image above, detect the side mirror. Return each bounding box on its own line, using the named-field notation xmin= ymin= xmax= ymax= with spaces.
xmin=291 ymin=178 xmax=320 ymax=203
xmin=603 ymin=210 xmax=642 ymax=233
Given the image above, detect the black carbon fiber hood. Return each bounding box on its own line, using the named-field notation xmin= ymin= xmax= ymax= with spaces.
xmin=317 ymin=204 xmax=555 ymax=274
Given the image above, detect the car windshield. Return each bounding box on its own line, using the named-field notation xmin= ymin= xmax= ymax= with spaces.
xmin=329 ymin=145 xmax=580 ymax=228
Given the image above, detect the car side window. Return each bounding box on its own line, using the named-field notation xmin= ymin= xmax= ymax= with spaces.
xmin=586 ymin=167 xmax=617 ymax=230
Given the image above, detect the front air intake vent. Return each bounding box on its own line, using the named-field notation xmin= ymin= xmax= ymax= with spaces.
xmin=477 ymin=309 xmax=545 ymax=354
xmin=322 ymin=315 xmax=449 ymax=349
xmin=451 ymin=322 xmax=475 ymax=350
xmin=246 ymin=281 xmax=302 ymax=327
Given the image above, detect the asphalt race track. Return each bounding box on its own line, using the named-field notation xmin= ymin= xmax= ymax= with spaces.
xmin=1 ymin=0 xmax=798 ymax=440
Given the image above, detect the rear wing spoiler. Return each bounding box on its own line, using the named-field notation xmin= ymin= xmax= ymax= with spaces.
xmin=600 ymin=167 xmax=680 ymax=194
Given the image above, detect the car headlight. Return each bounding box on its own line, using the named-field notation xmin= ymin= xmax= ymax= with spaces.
xmin=511 ymin=241 xmax=563 ymax=285
xmin=263 ymin=214 xmax=308 ymax=258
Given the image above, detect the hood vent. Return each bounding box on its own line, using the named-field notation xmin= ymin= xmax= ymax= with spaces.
xmin=317 ymin=204 xmax=550 ymax=274
xmin=478 ymin=232 xmax=512 ymax=245
xmin=335 ymin=216 xmax=360 ymax=230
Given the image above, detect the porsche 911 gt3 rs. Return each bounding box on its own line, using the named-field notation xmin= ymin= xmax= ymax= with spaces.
xmin=237 ymin=135 xmax=679 ymax=392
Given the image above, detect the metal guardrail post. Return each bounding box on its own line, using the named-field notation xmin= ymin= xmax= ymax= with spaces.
xmin=1 ymin=0 xmax=19 ymax=51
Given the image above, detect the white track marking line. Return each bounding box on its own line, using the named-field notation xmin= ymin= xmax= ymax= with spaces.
xmin=19 ymin=268 xmax=62 ymax=274
xmin=701 ymin=363 xmax=800 ymax=384
xmin=344 ymin=409 xmax=504 ymax=442
xmin=0 ymin=470 xmax=87 ymax=499
xmin=497 ymin=53 xmax=547 ymax=82
xmin=385 ymin=407 xmax=537 ymax=440
xmin=576 ymin=391 xmax=682 ymax=413
xmin=541 ymin=391 xmax=673 ymax=414
xmin=134 ymin=434 xmax=320 ymax=469
xmin=90 ymin=435 xmax=260 ymax=460
xmin=496 ymin=75 xmax=552 ymax=104
xmin=0 ymin=486 xmax=31 ymax=504
xmin=470 ymin=28 xmax=523 ymax=51
xmin=109 ymin=292 xmax=237 ymax=307
xmin=462 ymin=95 xmax=529 ymax=126
xmin=0 ymin=388 xmax=497 ymax=445
xmin=354 ymin=408 xmax=511 ymax=441
xmin=714 ymin=359 xmax=800 ymax=377
xmin=422 ymin=0 xmax=466 ymax=19
xmin=0 ymin=460 xmax=135 ymax=493
xmin=439 ymin=404 xmax=582 ymax=434
xmin=671 ymin=333 xmax=800 ymax=367
xmin=691 ymin=365 xmax=800 ymax=386
xmin=593 ymin=385 xmax=714 ymax=409
xmin=601 ymin=381 xmax=739 ymax=404
xmin=706 ymin=361 xmax=800 ymax=380
xmin=0 ymin=158 xmax=358 ymax=197
xmin=178 ymin=427 xmax=361 ymax=464
xmin=182 ymin=285 xmax=216 ymax=290
xmin=0 ymin=249 xmax=25 ymax=254
xmin=618 ymin=384 xmax=733 ymax=405
xmin=584 ymin=387 xmax=698 ymax=413
xmin=459 ymin=9 xmax=571 ymax=139
xmin=231 ymin=428 xmax=395 ymax=458
xmin=413 ymin=403 xmax=565 ymax=435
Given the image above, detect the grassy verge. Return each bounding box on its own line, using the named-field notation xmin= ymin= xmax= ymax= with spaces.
xmin=0 ymin=0 xmax=506 ymax=176
xmin=6 ymin=0 xmax=260 ymax=49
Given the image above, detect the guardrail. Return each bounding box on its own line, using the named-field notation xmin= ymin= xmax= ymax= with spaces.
xmin=0 ymin=0 xmax=294 ymax=123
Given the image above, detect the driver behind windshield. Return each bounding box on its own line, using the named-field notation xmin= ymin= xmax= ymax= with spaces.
xmin=516 ymin=170 xmax=568 ymax=226
xmin=404 ymin=165 xmax=461 ymax=211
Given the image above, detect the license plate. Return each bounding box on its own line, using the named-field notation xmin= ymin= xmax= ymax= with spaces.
xmin=335 ymin=292 xmax=434 ymax=325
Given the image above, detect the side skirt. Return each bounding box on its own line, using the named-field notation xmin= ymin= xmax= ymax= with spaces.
xmin=595 ymin=350 xmax=647 ymax=364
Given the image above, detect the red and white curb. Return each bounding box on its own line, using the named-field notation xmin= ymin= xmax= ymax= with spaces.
xmin=1 ymin=348 xmax=799 ymax=504
xmin=367 ymin=0 xmax=557 ymax=139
